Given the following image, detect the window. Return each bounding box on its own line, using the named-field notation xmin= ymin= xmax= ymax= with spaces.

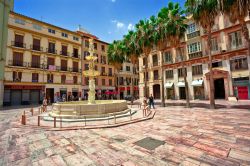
xmin=48 ymin=28 xmax=55 ymax=34
xmin=229 ymin=31 xmax=242 ymax=49
xmin=32 ymin=38 xmax=41 ymax=51
xmin=84 ymin=51 xmax=90 ymax=60
xmin=143 ymin=57 xmax=147 ymax=67
xmin=32 ymin=73 xmax=39 ymax=82
xmin=73 ymin=62 xmax=79 ymax=72
xmin=61 ymin=75 xmax=66 ymax=84
xmin=61 ymin=60 xmax=67 ymax=71
xmin=153 ymin=70 xmax=159 ymax=80
xmin=94 ymin=43 xmax=97 ymax=50
xmin=85 ymin=64 xmax=89 ymax=70
xmin=101 ymin=67 xmax=105 ymax=75
xmin=165 ymin=70 xmax=173 ymax=79
xmin=212 ymin=61 xmax=222 ymax=68
xmin=192 ymin=65 xmax=203 ymax=76
xmin=102 ymin=79 xmax=105 ymax=86
xmin=73 ymin=48 xmax=79 ymax=57
xmin=152 ymin=54 xmax=158 ymax=66
xmin=187 ymin=23 xmax=196 ymax=34
xmin=13 ymin=71 xmax=22 ymax=82
xmin=61 ymin=32 xmax=68 ymax=38
xmin=144 ymin=72 xmax=149 ymax=81
xmin=95 ymin=65 xmax=98 ymax=70
xmin=178 ymin=68 xmax=187 ymax=77
xmin=15 ymin=18 xmax=25 ymax=25
xmin=126 ymin=66 xmax=130 ymax=71
xmin=188 ymin=42 xmax=201 ymax=54
xmin=101 ymin=45 xmax=105 ymax=51
xmin=211 ymin=38 xmax=219 ymax=51
xmin=109 ymin=79 xmax=112 ymax=86
xmin=73 ymin=36 xmax=79 ymax=41
xmin=230 ymin=57 xmax=248 ymax=71
xmin=14 ymin=34 xmax=24 ymax=48
xmin=31 ymin=55 xmax=40 ymax=68
xmin=164 ymin=51 xmax=172 ymax=63
xmin=13 ymin=52 xmax=23 ymax=66
xmin=47 ymin=74 xmax=53 ymax=83
xmin=61 ymin=45 xmax=68 ymax=56
xmin=85 ymin=40 xmax=89 ymax=48
xmin=33 ymin=24 xmax=42 ymax=30
xmin=108 ymin=68 xmax=112 ymax=76
xmin=101 ymin=56 xmax=106 ymax=64
xmin=85 ymin=77 xmax=89 ymax=85
xmin=48 ymin=42 xmax=56 ymax=53
xmin=73 ymin=76 xmax=78 ymax=84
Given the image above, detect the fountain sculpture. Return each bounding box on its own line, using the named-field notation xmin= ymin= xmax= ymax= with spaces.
xmin=48 ymin=38 xmax=132 ymax=120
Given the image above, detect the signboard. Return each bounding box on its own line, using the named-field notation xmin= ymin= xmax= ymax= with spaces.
xmin=48 ymin=65 xmax=56 ymax=71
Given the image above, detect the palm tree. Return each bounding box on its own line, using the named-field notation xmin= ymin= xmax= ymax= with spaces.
xmin=218 ymin=0 xmax=250 ymax=60
xmin=107 ymin=40 xmax=126 ymax=99
xmin=158 ymin=2 xmax=188 ymax=107
xmin=185 ymin=0 xmax=220 ymax=109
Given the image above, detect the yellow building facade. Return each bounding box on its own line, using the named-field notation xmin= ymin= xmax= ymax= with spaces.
xmin=139 ymin=14 xmax=250 ymax=101
xmin=3 ymin=12 xmax=115 ymax=106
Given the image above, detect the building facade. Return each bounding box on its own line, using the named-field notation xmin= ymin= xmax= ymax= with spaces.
xmin=117 ymin=61 xmax=139 ymax=99
xmin=77 ymin=30 xmax=116 ymax=100
xmin=2 ymin=11 xmax=116 ymax=106
xmin=139 ymin=14 xmax=250 ymax=100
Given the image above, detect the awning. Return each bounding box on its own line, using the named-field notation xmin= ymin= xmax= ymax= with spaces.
xmin=164 ymin=82 xmax=173 ymax=88
xmin=191 ymin=80 xmax=203 ymax=86
xmin=177 ymin=82 xmax=185 ymax=87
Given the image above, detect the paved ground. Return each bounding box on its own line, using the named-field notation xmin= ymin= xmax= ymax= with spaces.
xmin=0 ymin=101 xmax=250 ymax=166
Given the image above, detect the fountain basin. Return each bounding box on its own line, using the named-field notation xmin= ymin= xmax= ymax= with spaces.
xmin=49 ymin=100 xmax=129 ymax=119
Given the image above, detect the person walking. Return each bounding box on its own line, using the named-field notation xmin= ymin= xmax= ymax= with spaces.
xmin=42 ymin=97 xmax=48 ymax=112
xmin=149 ymin=94 xmax=155 ymax=109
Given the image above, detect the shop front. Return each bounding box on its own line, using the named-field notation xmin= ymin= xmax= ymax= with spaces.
xmin=233 ymin=77 xmax=250 ymax=100
xmin=191 ymin=79 xmax=205 ymax=100
xmin=4 ymin=85 xmax=44 ymax=106
xmin=165 ymin=82 xmax=175 ymax=99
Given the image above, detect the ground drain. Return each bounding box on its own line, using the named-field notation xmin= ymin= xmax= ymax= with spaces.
xmin=134 ymin=137 xmax=165 ymax=150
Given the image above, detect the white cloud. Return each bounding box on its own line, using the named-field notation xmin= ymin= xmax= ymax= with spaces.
xmin=116 ymin=22 xmax=124 ymax=29
xmin=127 ymin=23 xmax=134 ymax=31
xmin=111 ymin=0 xmax=116 ymax=2
xmin=108 ymin=31 xmax=112 ymax=34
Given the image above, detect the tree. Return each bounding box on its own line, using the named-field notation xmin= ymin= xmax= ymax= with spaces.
xmin=185 ymin=0 xmax=220 ymax=109
xmin=107 ymin=40 xmax=125 ymax=99
xmin=158 ymin=2 xmax=188 ymax=107
xmin=219 ymin=0 xmax=250 ymax=61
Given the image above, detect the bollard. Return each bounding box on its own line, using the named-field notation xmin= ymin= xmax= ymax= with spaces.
xmin=21 ymin=111 xmax=26 ymax=125
xmin=54 ymin=117 xmax=56 ymax=128
xmin=130 ymin=110 xmax=132 ymax=120
xmin=38 ymin=116 xmax=40 ymax=126
xmin=60 ymin=117 xmax=62 ymax=128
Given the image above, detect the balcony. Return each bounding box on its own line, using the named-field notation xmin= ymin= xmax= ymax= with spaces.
xmin=60 ymin=51 xmax=69 ymax=56
xmin=32 ymin=79 xmax=39 ymax=83
xmin=11 ymin=41 xmax=26 ymax=48
xmin=30 ymin=45 xmax=43 ymax=52
xmin=46 ymin=48 xmax=57 ymax=54
xmin=108 ymin=73 xmax=113 ymax=77
xmin=72 ymin=53 xmax=79 ymax=58
xmin=47 ymin=79 xmax=53 ymax=83
xmin=8 ymin=60 xmax=27 ymax=67
xmin=227 ymin=43 xmax=246 ymax=51
xmin=164 ymin=59 xmax=173 ymax=64
xmin=153 ymin=61 xmax=159 ymax=67
xmin=61 ymin=66 xmax=68 ymax=71
xmin=72 ymin=67 xmax=80 ymax=72
xmin=187 ymin=30 xmax=200 ymax=39
xmin=31 ymin=62 xmax=41 ymax=68
xmin=188 ymin=51 xmax=203 ymax=59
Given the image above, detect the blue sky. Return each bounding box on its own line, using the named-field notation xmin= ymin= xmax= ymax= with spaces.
xmin=14 ymin=0 xmax=184 ymax=43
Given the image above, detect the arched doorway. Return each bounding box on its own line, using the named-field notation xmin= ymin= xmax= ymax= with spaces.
xmin=153 ymin=84 xmax=160 ymax=99
xmin=214 ymin=78 xmax=225 ymax=99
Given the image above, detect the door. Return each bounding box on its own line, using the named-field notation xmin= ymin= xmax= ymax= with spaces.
xmin=214 ymin=78 xmax=225 ymax=99
xmin=153 ymin=84 xmax=161 ymax=99
xmin=30 ymin=90 xmax=40 ymax=104
xmin=179 ymin=87 xmax=186 ymax=99
xmin=238 ymin=86 xmax=248 ymax=100
xmin=46 ymin=88 xmax=54 ymax=104
xmin=11 ymin=90 xmax=22 ymax=105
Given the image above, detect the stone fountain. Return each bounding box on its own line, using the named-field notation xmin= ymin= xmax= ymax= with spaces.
xmin=47 ymin=38 xmax=133 ymax=120
xmin=82 ymin=38 xmax=100 ymax=104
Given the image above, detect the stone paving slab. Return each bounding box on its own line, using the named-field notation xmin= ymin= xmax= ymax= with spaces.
xmin=1 ymin=102 xmax=250 ymax=165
